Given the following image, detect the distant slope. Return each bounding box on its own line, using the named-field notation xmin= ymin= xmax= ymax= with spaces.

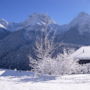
xmin=0 ymin=28 xmax=10 ymax=40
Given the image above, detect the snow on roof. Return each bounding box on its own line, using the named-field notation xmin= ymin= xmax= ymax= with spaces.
xmin=71 ymin=46 xmax=90 ymax=60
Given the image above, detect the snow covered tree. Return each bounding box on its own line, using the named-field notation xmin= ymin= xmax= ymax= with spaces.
xmin=30 ymin=49 xmax=81 ymax=76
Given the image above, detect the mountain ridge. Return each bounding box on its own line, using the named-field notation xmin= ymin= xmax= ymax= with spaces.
xmin=0 ymin=12 xmax=90 ymax=70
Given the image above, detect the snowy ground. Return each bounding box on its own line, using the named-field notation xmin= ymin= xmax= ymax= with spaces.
xmin=0 ymin=69 xmax=90 ymax=90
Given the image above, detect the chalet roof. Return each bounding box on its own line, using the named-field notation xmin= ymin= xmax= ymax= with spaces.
xmin=71 ymin=46 xmax=90 ymax=60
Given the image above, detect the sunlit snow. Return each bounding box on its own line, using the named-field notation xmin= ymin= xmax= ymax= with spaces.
xmin=0 ymin=69 xmax=90 ymax=90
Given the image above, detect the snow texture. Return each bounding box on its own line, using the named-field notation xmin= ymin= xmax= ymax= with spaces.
xmin=0 ymin=69 xmax=90 ymax=90
xmin=0 ymin=24 xmax=6 ymax=29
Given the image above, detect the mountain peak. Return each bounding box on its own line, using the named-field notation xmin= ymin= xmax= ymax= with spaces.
xmin=23 ymin=13 xmax=56 ymax=26
xmin=78 ymin=12 xmax=89 ymax=17
xmin=0 ymin=19 xmax=9 ymax=29
xmin=70 ymin=12 xmax=90 ymax=25
xmin=0 ymin=19 xmax=8 ymax=25
xmin=69 ymin=12 xmax=90 ymax=34
xmin=0 ymin=19 xmax=8 ymax=28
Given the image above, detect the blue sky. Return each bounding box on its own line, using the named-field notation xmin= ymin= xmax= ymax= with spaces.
xmin=0 ymin=0 xmax=90 ymax=24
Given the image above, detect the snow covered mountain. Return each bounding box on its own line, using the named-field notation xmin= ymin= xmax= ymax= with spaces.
xmin=0 ymin=12 xmax=90 ymax=70
xmin=69 ymin=12 xmax=90 ymax=34
xmin=0 ymin=19 xmax=10 ymax=40
xmin=0 ymin=24 xmax=5 ymax=29
xmin=0 ymin=19 xmax=8 ymax=29
xmin=6 ymin=13 xmax=56 ymax=31
xmin=22 ymin=13 xmax=56 ymax=26
xmin=60 ymin=12 xmax=90 ymax=45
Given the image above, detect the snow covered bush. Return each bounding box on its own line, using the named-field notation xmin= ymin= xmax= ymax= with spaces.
xmin=29 ymin=51 xmax=82 ymax=75
xmin=29 ymin=49 xmax=90 ymax=75
xmin=79 ymin=64 xmax=90 ymax=74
